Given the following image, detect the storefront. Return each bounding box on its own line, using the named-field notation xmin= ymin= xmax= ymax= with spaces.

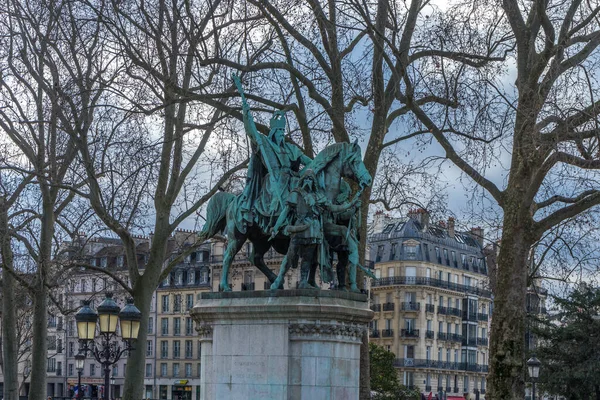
xmin=171 ymin=381 xmax=192 ymax=400
xmin=67 ymin=378 xmax=105 ymax=399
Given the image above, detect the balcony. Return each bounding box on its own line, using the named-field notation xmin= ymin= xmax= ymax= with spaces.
xmin=425 ymin=304 xmax=435 ymax=313
xmin=454 ymin=387 xmax=459 ymax=393
xmin=437 ymin=332 xmax=448 ymax=341
xmin=477 ymin=338 xmax=489 ymax=346
xmin=382 ymin=329 xmax=394 ymax=338
xmin=446 ymin=387 xmax=451 ymax=393
xmin=462 ymin=311 xmax=478 ymax=321
xmin=242 ymin=282 xmax=255 ymax=291
xmin=426 ymin=385 xmax=432 ymax=392
xmin=447 ymin=307 xmax=461 ymax=317
xmin=370 ymin=330 xmax=381 ymax=338
xmin=425 ymin=330 xmax=434 ymax=339
xmin=401 ymin=302 xmax=420 ymax=312
xmin=393 ymin=359 xmax=489 ymax=373
xmin=371 ymin=304 xmax=382 ymax=312
xmin=437 ymin=306 xmax=447 ymax=315
xmin=382 ymin=302 xmax=395 ymax=312
xmin=400 ymin=329 xmax=419 ymax=339
xmin=478 ymin=313 xmax=489 ymax=322
xmin=371 ymin=276 xmax=492 ymax=298
xmin=450 ymin=334 xmax=462 ymax=343
xmin=462 ymin=337 xmax=477 ymax=346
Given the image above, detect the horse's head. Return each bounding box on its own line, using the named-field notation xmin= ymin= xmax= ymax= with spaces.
xmin=342 ymin=142 xmax=372 ymax=190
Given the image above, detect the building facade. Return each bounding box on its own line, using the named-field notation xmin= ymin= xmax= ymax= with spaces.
xmin=368 ymin=210 xmax=491 ymax=399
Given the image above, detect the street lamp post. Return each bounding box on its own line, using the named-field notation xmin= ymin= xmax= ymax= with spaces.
xmin=527 ymin=356 xmax=541 ymax=400
xmin=75 ymin=352 xmax=85 ymax=400
xmin=75 ymin=294 xmax=141 ymax=400
xmin=110 ymin=375 xmax=116 ymax=400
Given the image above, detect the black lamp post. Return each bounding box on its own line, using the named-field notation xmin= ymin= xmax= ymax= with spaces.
xmin=527 ymin=356 xmax=541 ymax=400
xmin=75 ymin=352 xmax=85 ymax=400
xmin=75 ymin=294 xmax=141 ymax=400
xmin=110 ymin=375 xmax=116 ymax=400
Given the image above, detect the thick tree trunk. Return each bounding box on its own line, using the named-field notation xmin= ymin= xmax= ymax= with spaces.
xmin=122 ymin=278 xmax=154 ymax=400
xmin=28 ymin=284 xmax=48 ymax=400
xmin=0 ymin=202 xmax=19 ymax=400
xmin=487 ymin=196 xmax=533 ymax=400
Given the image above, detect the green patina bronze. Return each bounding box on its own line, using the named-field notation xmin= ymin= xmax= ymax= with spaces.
xmin=199 ymin=74 xmax=373 ymax=292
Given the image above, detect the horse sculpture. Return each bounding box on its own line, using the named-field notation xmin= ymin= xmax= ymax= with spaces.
xmin=199 ymin=141 xmax=371 ymax=292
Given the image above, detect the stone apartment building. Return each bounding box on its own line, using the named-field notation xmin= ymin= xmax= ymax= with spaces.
xmin=368 ymin=210 xmax=491 ymax=400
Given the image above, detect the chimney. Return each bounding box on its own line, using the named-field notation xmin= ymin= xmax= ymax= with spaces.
xmin=447 ymin=217 xmax=455 ymax=238
xmin=373 ymin=210 xmax=388 ymax=234
xmin=420 ymin=208 xmax=430 ymax=231
xmin=471 ymin=227 xmax=484 ymax=247
xmin=408 ymin=208 xmax=430 ymax=231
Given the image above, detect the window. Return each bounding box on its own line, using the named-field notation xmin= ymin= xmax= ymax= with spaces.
xmin=446 ymin=349 xmax=451 ymax=362
xmin=454 ymin=350 xmax=459 ymax=362
xmin=173 ymin=341 xmax=181 ymax=358
xmin=174 ymin=318 xmax=181 ymax=335
xmin=426 ymin=346 xmax=431 ymax=360
xmin=186 ymin=317 xmax=194 ymax=335
xmin=438 ymin=348 xmax=442 ymax=361
xmin=161 ymin=295 xmax=169 ymax=312
xmin=427 ymin=320 xmax=432 ymax=331
xmin=176 ymin=272 xmax=183 ymax=285
xmin=403 ymin=371 xmax=414 ymax=388
xmin=438 ymin=321 xmax=443 ymax=333
xmin=117 ymin=255 xmax=124 ymax=267
xmin=464 ymin=376 xmax=469 ymax=393
xmin=376 ymin=245 xmax=384 ymax=262
xmin=112 ymin=365 xmax=118 ymax=376
xmin=48 ymin=335 xmax=57 ymax=350
xmin=148 ymin=317 xmax=154 ymax=334
xmin=160 ymin=363 xmax=167 ymax=377
xmin=90 ymin=364 xmax=96 ymax=376
xmin=197 ymin=341 xmax=202 ymax=359
xmin=443 ymin=248 xmax=449 ymax=264
xmin=100 ymin=257 xmax=107 ymax=268
xmin=174 ymin=294 xmax=182 ymax=312
xmin=451 ymin=251 xmax=457 ymax=266
xmin=185 ymin=340 xmax=193 ymax=358
xmin=161 ymin=341 xmax=168 ymax=358
xmin=68 ymin=342 xmax=74 ymax=357
xmin=146 ymin=340 xmax=153 ymax=357
xmin=390 ymin=243 xmax=398 ymax=260
xmin=405 ymin=345 xmax=415 ymax=359
xmin=185 ymin=363 xmax=192 ymax=377
xmin=47 ymin=358 xmax=56 ymax=372
xmin=161 ymin=318 xmax=169 ymax=335
xmin=461 ymin=254 xmax=467 ymax=267
xmin=163 ymin=275 xmax=170 ymax=287
xmin=188 ymin=271 xmax=195 ymax=284
xmin=173 ymin=363 xmax=180 ymax=377
xmin=387 ymin=267 xmax=394 ymax=278
xmin=145 ymin=363 xmax=152 ymax=377
xmin=197 ymin=363 xmax=201 ymax=377
xmin=92 ymin=278 xmax=97 ymax=292
xmin=68 ymin=364 xmax=74 ymax=376
xmin=435 ymin=247 xmax=441 ymax=262
xmin=464 ymin=276 xmax=471 ymax=287
xmin=404 ymin=244 xmax=417 ymax=259
xmin=186 ymin=294 xmax=194 ymax=310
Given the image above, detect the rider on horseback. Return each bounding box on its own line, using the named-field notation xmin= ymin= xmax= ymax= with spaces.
xmin=235 ymin=75 xmax=312 ymax=234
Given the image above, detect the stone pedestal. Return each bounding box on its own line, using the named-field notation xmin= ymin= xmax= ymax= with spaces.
xmin=190 ymin=290 xmax=373 ymax=400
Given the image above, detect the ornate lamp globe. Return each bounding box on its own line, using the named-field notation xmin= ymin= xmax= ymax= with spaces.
xmin=119 ymin=298 xmax=142 ymax=340
xmin=527 ymin=356 xmax=541 ymax=379
xmin=75 ymin=300 xmax=98 ymax=340
xmin=110 ymin=375 xmax=116 ymax=385
xmin=97 ymin=293 xmax=121 ymax=334
xmin=75 ymin=352 xmax=85 ymax=371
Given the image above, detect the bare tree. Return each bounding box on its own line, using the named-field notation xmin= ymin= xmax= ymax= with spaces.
xmin=373 ymin=1 xmax=600 ymax=398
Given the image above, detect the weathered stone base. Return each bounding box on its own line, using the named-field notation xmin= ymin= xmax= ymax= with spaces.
xmin=190 ymin=290 xmax=373 ymax=400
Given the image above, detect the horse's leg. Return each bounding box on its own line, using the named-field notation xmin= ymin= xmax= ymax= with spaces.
xmin=220 ymin=216 xmax=245 ymax=292
xmin=271 ymin=239 xmax=297 ymax=290
xmin=298 ymin=244 xmax=317 ymax=289
xmin=250 ymin=238 xmax=278 ymax=283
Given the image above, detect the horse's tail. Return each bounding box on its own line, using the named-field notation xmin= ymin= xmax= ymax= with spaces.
xmin=198 ymin=192 xmax=236 ymax=241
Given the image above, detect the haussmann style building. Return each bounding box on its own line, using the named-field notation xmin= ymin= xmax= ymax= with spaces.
xmin=368 ymin=209 xmax=492 ymax=400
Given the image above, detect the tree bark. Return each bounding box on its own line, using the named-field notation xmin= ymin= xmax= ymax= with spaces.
xmin=28 ymin=284 xmax=48 ymax=400
xmin=122 ymin=276 xmax=155 ymax=400
xmin=487 ymin=191 xmax=534 ymax=399
xmin=0 ymin=200 xmax=19 ymax=400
